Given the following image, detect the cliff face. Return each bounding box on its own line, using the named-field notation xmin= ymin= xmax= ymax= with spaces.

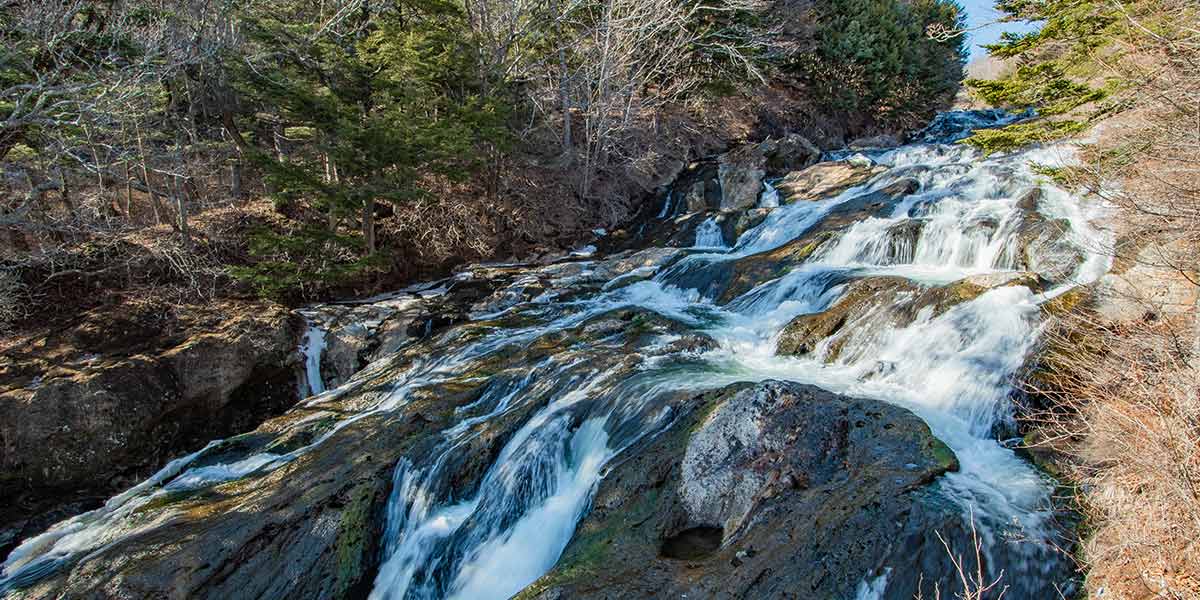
xmin=0 ymin=302 xmax=302 ymax=554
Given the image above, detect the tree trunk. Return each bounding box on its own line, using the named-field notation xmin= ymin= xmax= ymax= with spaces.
xmin=172 ymin=175 xmax=191 ymax=246
xmin=58 ymin=170 xmax=74 ymax=213
xmin=326 ymin=155 xmax=338 ymax=231
xmin=136 ymin=124 xmax=164 ymax=224
xmin=230 ymin=161 xmax=243 ymax=200
xmin=362 ymin=198 xmax=376 ymax=255
xmin=559 ymin=47 xmax=572 ymax=152
xmin=124 ymin=161 xmax=133 ymax=217
xmin=273 ymin=123 xmax=286 ymax=163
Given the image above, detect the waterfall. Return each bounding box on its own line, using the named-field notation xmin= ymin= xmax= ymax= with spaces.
xmin=300 ymin=319 xmax=327 ymax=396
xmin=759 ymin=180 xmax=780 ymax=208
xmin=0 ymin=110 xmax=1111 ymax=599
xmin=693 ymin=216 xmax=727 ymax=249
xmin=656 ymin=191 xmax=675 ymax=219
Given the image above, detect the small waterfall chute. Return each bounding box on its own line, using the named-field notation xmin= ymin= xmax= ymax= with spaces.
xmin=759 ymin=180 xmax=780 ymax=208
xmin=693 ymin=216 xmax=727 ymax=249
xmin=300 ymin=320 xmax=327 ymax=396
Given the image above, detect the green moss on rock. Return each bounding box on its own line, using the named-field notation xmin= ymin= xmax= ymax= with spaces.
xmin=334 ymin=481 xmax=379 ymax=596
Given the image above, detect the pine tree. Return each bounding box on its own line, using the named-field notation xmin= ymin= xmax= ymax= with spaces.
xmin=795 ymin=0 xmax=966 ymax=131
xmin=229 ymin=0 xmax=510 ymax=297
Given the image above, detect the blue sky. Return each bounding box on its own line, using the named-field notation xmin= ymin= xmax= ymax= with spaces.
xmin=959 ymin=0 xmax=1041 ymax=61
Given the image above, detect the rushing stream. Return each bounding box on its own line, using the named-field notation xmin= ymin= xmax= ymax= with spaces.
xmin=0 ymin=110 xmax=1110 ymax=599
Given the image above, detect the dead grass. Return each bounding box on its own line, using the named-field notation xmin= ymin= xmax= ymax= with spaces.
xmin=1009 ymin=2 xmax=1200 ymax=597
xmin=1027 ymin=305 xmax=1199 ymax=599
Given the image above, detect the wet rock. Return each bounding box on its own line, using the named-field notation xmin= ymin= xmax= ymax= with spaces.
xmin=470 ymin=277 xmax=545 ymax=317
xmin=685 ymin=180 xmax=710 ymax=213
xmin=880 ymin=219 xmax=924 ymax=262
xmin=302 ymin=297 xmax=433 ymax=387
xmin=1011 ymin=188 xmax=1086 ymax=284
xmin=729 ymin=208 xmax=772 ymax=240
xmin=11 ymin=398 xmax=457 ymax=600
xmin=717 ymin=143 xmax=767 ymax=211
xmin=776 ymin=277 xmax=916 ymax=359
xmin=645 ymin=212 xmax=721 ymax=250
xmin=713 ymin=180 xmax=919 ymax=304
xmin=7 ymin=303 xmax=718 ymax=599
xmin=845 ymin=152 xmax=875 ymax=168
xmin=518 ymin=380 xmax=963 ymax=600
xmin=778 ymin=160 xmax=886 ymax=203
xmin=849 ymin=134 xmax=902 ymax=150
xmin=323 ymin=321 xmax=373 ymax=385
xmin=1017 ymin=215 xmax=1085 ymax=284
xmin=763 ymin=133 xmax=820 ymax=175
xmin=591 ymin=247 xmax=683 ymax=281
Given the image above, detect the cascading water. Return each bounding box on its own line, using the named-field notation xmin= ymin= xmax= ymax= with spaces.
xmin=693 ymin=217 xmax=727 ymax=249
xmin=759 ymin=180 xmax=780 ymax=208
xmin=0 ymin=110 xmax=1110 ymax=599
xmin=299 ymin=317 xmax=328 ymax=396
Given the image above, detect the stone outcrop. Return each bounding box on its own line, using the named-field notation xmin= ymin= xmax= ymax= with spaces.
xmin=778 ymin=159 xmax=886 ymax=203
xmin=518 ymin=380 xmax=966 ymax=600
xmin=0 ymin=303 xmax=302 ymax=550
xmin=1011 ymin=189 xmax=1086 ymax=284
xmin=715 ymin=135 xmax=822 ymax=211
xmin=763 ymin=133 xmax=821 ymax=174
xmin=5 ymin=304 xmax=717 ymax=600
xmin=717 ymin=143 xmax=767 ymax=211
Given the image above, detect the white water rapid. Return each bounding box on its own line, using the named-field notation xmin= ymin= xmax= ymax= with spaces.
xmin=300 ymin=317 xmax=328 ymax=396
xmin=0 ymin=110 xmax=1110 ymax=599
xmin=693 ymin=216 xmax=727 ymax=249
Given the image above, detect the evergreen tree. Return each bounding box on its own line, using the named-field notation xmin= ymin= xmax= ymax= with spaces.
xmin=795 ymin=0 xmax=966 ymax=131
xmin=962 ymin=0 xmax=1126 ymax=153
xmin=230 ymin=0 xmax=510 ymax=297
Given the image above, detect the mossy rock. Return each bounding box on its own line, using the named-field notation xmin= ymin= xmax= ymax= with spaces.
xmin=333 ymin=480 xmax=386 ymax=596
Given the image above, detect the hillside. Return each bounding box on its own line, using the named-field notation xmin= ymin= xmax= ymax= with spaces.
xmin=961 ymin=0 xmax=1200 ymax=596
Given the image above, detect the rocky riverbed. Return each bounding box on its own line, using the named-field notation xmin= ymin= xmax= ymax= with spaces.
xmin=0 ymin=110 xmax=1104 ymax=599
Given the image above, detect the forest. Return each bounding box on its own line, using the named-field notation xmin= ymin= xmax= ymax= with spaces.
xmin=1 ymin=0 xmax=964 ymax=318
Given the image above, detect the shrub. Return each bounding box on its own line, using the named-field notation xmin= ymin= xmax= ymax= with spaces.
xmin=0 ymin=269 xmax=27 ymax=331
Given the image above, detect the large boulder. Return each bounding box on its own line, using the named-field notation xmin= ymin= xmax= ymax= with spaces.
xmin=763 ymin=133 xmax=821 ymax=174
xmin=778 ymin=159 xmax=886 ymax=203
xmin=1010 ymin=189 xmax=1086 ymax=284
xmin=518 ymin=380 xmax=966 ymax=600
xmin=3 ymin=307 xmax=715 ymax=600
xmin=4 ymin=379 xmax=491 ymax=600
xmin=684 ymin=179 xmax=712 ymax=213
xmin=717 ymin=143 xmax=767 ymax=211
